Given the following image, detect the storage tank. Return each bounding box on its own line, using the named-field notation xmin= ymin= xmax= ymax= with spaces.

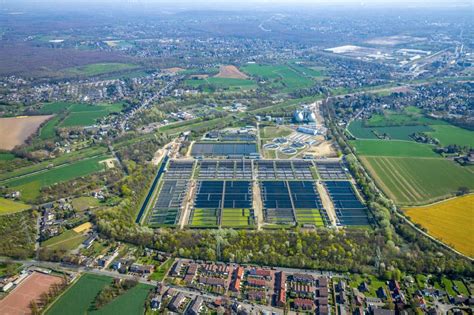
xmin=294 ymin=110 xmax=304 ymax=122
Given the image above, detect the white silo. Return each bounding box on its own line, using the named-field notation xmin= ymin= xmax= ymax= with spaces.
xmin=294 ymin=110 xmax=304 ymax=122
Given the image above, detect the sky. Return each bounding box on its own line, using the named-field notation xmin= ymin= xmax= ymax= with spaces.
xmin=2 ymin=0 xmax=472 ymax=6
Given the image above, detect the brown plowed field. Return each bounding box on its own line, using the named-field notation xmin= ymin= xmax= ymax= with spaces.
xmin=0 ymin=272 xmax=63 ymax=315
xmin=214 ymin=65 xmax=248 ymax=79
xmin=0 ymin=115 xmax=53 ymax=150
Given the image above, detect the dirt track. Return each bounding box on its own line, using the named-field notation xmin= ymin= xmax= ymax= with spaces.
xmin=0 ymin=115 xmax=53 ymax=150
xmin=214 ymin=65 xmax=248 ymax=79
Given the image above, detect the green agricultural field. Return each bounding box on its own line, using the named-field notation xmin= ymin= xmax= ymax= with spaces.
xmin=242 ymin=63 xmax=316 ymax=92
xmin=427 ymin=124 xmax=474 ymax=147
xmin=46 ymin=273 xmax=111 ymax=315
xmin=0 ymin=152 xmax=15 ymax=161
xmin=0 ymin=197 xmax=31 ymax=215
xmin=63 ymin=63 xmax=139 ymax=77
xmin=185 ymin=77 xmax=256 ymax=90
xmin=39 ymin=116 xmax=61 ymax=140
xmin=91 ymin=283 xmax=153 ymax=315
xmin=361 ymin=156 xmax=474 ymax=205
xmin=347 ymin=120 xmax=433 ymax=141
xmin=290 ymin=63 xmax=325 ymax=77
xmin=366 ymin=111 xmax=441 ymax=127
xmin=39 ymin=101 xmax=77 ymax=114
xmin=41 ymin=229 xmax=86 ymax=251
xmin=60 ymin=103 xmax=123 ymax=127
xmin=351 ymin=140 xmax=438 ymax=157
xmin=5 ymin=155 xmax=108 ymax=201
xmin=0 ymin=146 xmax=107 ymax=182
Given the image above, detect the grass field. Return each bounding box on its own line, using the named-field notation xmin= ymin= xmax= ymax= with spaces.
xmin=241 ymin=63 xmax=317 ymax=92
xmin=72 ymin=196 xmax=101 ymax=211
xmin=91 ymin=283 xmax=152 ymax=315
xmin=39 ymin=116 xmax=62 ymax=140
xmin=46 ymin=273 xmax=111 ymax=315
xmin=39 ymin=102 xmax=78 ymax=114
xmin=348 ymin=120 xmax=433 ymax=141
xmin=260 ymin=126 xmax=293 ymax=139
xmin=185 ymin=77 xmax=256 ymax=90
xmin=150 ymin=258 xmax=174 ymax=281
xmin=365 ymin=110 xmax=441 ymax=127
xmin=5 ymin=155 xmax=107 ymax=201
xmin=41 ymin=229 xmax=86 ymax=251
xmin=351 ymin=140 xmax=438 ymax=157
xmin=0 ymin=197 xmax=30 ymax=215
xmin=63 ymin=63 xmax=138 ymax=77
xmin=361 ymin=156 xmax=474 ymax=205
xmin=60 ymin=103 xmax=123 ymax=127
xmin=349 ymin=274 xmax=389 ymax=298
xmin=404 ymin=195 xmax=474 ymax=257
xmin=46 ymin=273 xmax=152 ymax=315
xmin=427 ymin=124 xmax=474 ymax=147
xmin=0 ymin=146 xmax=107 ymax=182
xmin=0 ymin=153 xmax=15 ymax=160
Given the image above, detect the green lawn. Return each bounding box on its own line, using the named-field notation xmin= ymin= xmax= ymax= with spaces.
xmin=452 ymin=279 xmax=469 ymax=296
xmin=150 ymin=258 xmax=174 ymax=281
xmin=351 ymin=139 xmax=438 ymax=157
xmin=361 ymin=156 xmax=474 ymax=205
xmin=0 ymin=197 xmax=31 ymax=215
xmin=349 ymin=274 xmax=389 ymax=298
xmin=260 ymin=126 xmax=293 ymax=139
xmin=72 ymin=196 xmax=101 ymax=212
xmin=427 ymin=125 xmax=474 ymax=147
xmin=41 ymin=229 xmax=86 ymax=251
xmin=63 ymin=63 xmax=139 ymax=77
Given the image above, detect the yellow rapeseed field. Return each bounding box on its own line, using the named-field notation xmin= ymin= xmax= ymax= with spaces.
xmin=404 ymin=194 xmax=474 ymax=258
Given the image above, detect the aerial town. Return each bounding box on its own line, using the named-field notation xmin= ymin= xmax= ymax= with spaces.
xmin=0 ymin=0 xmax=473 ymax=314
